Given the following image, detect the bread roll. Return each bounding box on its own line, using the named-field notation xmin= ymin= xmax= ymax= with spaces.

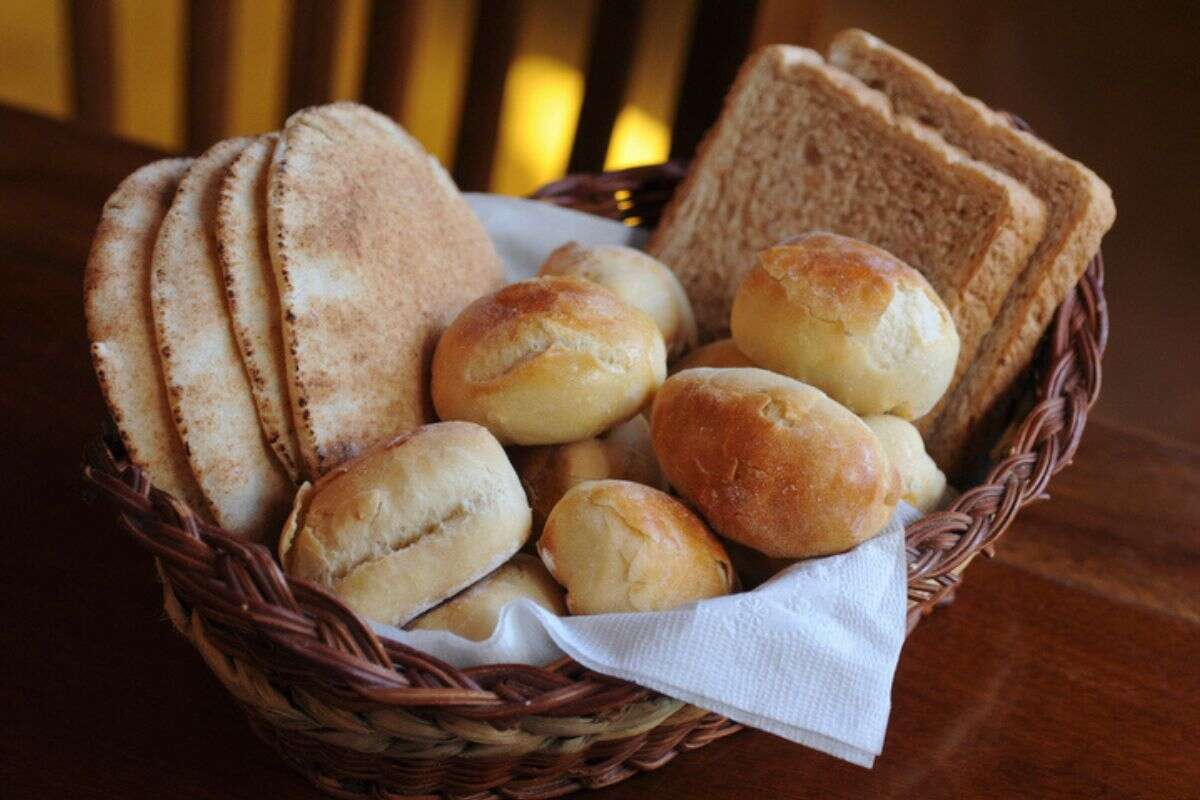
xmin=279 ymin=421 xmax=531 ymax=626
xmin=511 ymin=415 xmax=665 ymax=533
xmin=730 ymin=232 xmax=959 ymax=419
xmin=407 ymin=554 xmax=566 ymax=640
xmin=432 ymin=276 xmax=666 ymax=445
xmin=538 ymin=480 xmax=734 ymax=614
xmin=862 ymin=415 xmax=946 ymax=512
xmin=651 ymin=368 xmax=900 ymax=557
xmin=539 ymin=242 xmax=698 ymax=359
xmin=669 ymin=338 xmax=755 ymax=373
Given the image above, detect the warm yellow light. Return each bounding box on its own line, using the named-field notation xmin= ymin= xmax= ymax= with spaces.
xmin=491 ymin=54 xmax=584 ymax=196
xmin=604 ymin=105 xmax=671 ymax=170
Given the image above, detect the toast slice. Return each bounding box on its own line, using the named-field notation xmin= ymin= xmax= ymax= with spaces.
xmin=269 ymin=103 xmax=503 ymax=476
xmin=216 ymin=133 xmax=304 ymax=481
xmin=150 ymin=138 xmax=293 ymax=541
xmin=829 ymin=29 xmax=1115 ymax=472
xmin=85 ymin=158 xmax=205 ymax=511
xmin=646 ymin=45 xmax=1047 ymax=433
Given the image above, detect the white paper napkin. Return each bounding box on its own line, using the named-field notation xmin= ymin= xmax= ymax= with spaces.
xmin=372 ymin=502 xmax=918 ymax=768
xmin=378 ymin=194 xmax=920 ymax=767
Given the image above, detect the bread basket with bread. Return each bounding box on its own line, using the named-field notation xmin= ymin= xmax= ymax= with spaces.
xmin=83 ymin=31 xmax=1111 ymax=799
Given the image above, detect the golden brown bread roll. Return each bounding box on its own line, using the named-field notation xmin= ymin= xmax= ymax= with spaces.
xmin=407 ymin=554 xmax=566 ymax=640
xmin=539 ymin=242 xmax=698 ymax=359
xmin=650 ymin=368 xmax=900 ymax=557
xmin=669 ymin=338 xmax=755 ymax=373
xmin=279 ymin=421 xmax=531 ymax=626
xmin=862 ymin=415 xmax=946 ymax=512
xmin=538 ymin=479 xmax=734 ymax=614
xmin=730 ymin=232 xmax=959 ymax=419
xmin=511 ymin=415 xmax=665 ymax=533
xmin=431 ymin=276 xmax=666 ymax=445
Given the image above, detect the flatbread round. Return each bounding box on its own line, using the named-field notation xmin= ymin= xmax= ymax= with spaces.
xmin=150 ymin=138 xmax=293 ymax=541
xmin=216 ymin=133 xmax=303 ymax=481
xmin=269 ymin=102 xmax=503 ymax=475
xmin=85 ymin=158 xmax=204 ymax=510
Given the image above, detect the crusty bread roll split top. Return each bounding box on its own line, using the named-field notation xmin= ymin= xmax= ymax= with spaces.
xmin=280 ymin=421 xmax=531 ymax=626
xmin=732 ymin=232 xmax=959 ymax=420
xmin=539 ymin=479 xmax=734 ymax=614
xmin=432 ymin=276 xmax=666 ymax=445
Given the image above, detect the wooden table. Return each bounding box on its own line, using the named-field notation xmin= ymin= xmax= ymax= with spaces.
xmin=2 ymin=106 xmax=1196 ymax=799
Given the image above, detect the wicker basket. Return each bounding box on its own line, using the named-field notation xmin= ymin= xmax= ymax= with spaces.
xmin=83 ymin=161 xmax=1106 ymax=799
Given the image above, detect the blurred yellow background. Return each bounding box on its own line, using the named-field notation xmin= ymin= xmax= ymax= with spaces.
xmin=0 ymin=0 xmax=699 ymax=195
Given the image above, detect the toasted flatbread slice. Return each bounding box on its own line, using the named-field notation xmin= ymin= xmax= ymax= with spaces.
xmin=830 ymin=29 xmax=1115 ymax=472
xmin=646 ymin=46 xmax=1047 ymax=431
xmin=216 ymin=133 xmax=304 ymax=481
xmin=85 ymin=158 xmax=205 ymax=510
xmin=150 ymin=138 xmax=293 ymax=541
xmin=269 ymin=102 xmax=503 ymax=476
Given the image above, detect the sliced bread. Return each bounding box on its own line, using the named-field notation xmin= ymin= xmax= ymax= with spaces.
xmin=646 ymin=45 xmax=1047 ymax=432
xmin=830 ymin=29 xmax=1115 ymax=471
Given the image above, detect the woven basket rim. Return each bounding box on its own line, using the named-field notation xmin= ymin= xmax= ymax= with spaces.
xmin=81 ymin=158 xmax=1107 ymax=794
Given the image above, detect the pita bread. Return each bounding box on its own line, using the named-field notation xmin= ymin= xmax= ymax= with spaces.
xmin=150 ymin=138 xmax=293 ymax=541
xmin=215 ymin=134 xmax=304 ymax=481
xmin=85 ymin=158 xmax=205 ymax=510
xmin=269 ymin=102 xmax=503 ymax=475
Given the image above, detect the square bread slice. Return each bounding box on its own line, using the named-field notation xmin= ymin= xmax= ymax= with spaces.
xmin=646 ymin=45 xmax=1047 ymax=436
xmin=829 ymin=29 xmax=1115 ymax=473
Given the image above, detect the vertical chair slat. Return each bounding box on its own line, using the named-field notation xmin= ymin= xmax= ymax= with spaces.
xmin=451 ymin=0 xmax=522 ymax=191
xmin=185 ymin=0 xmax=234 ymax=152
xmin=67 ymin=0 xmax=116 ymax=130
xmin=669 ymin=0 xmax=761 ymax=159
xmin=567 ymin=0 xmax=645 ymax=174
xmin=286 ymin=0 xmax=344 ymax=115
xmin=360 ymin=0 xmax=420 ymax=119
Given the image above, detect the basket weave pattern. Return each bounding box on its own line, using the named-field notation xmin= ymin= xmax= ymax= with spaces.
xmin=83 ymin=162 xmax=1106 ymax=799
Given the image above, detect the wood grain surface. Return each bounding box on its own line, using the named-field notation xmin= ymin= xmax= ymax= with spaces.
xmin=1 ymin=105 xmax=1197 ymax=799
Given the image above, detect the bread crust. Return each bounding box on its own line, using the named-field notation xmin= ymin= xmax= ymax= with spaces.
xmin=216 ymin=133 xmax=304 ymax=481
xmin=279 ymin=421 xmax=532 ymax=626
xmin=150 ymin=138 xmax=293 ymax=541
xmin=269 ymin=103 xmax=503 ymax=476
xmin=731 ymin=233 xmax=960 ymax=419
xmin=650 ymin=368 xmax=900 ymax=558
xmin=829 ymin=30 xmax=1115 ymax=471
xmin=539 ymin=242 xmax=698 ymax=359
xmin=407 ymin=554 xmax=566 ymax=641
xmin=85 ymin=158 xmax=204 ymax=510
xmin=538 ymin=479 xmax=734 ymax=614
xmin=646 ymin=45 xmax=1047 ymax=430
xmin=431 ymin=276 xmax=667 ymax=445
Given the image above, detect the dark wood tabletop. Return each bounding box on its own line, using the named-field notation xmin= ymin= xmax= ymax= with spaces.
xmin=2 ymin=106 xmax=1197 ymax=799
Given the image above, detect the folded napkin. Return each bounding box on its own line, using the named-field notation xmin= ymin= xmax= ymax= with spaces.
xmin=378 ymin=194 xmax=919 ymax=767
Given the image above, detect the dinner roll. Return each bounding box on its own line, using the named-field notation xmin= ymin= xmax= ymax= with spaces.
xmin=432 ymin=276 xmax=666 ymax=445
xmin=407 ymin=554 xmax=566 ymax=640
xmin=651 ymin=368 xmax=900 ymax=558
xmin=539 ymin=242 xmax=698 ymax=359
xmin=539 ymin=480 xmax=734 ymax=614
xmin=511 ymin=415 xmax=665 ymax=533
xmin=669 ymin=338 xmax=755 ymax=373
xmin=730 ymin=232 xmax=959 ymax=419
xmin=279 ymin=421 xmax=531 ymax=626
xmin=862 ymin=415 xmax=946 ymax=512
